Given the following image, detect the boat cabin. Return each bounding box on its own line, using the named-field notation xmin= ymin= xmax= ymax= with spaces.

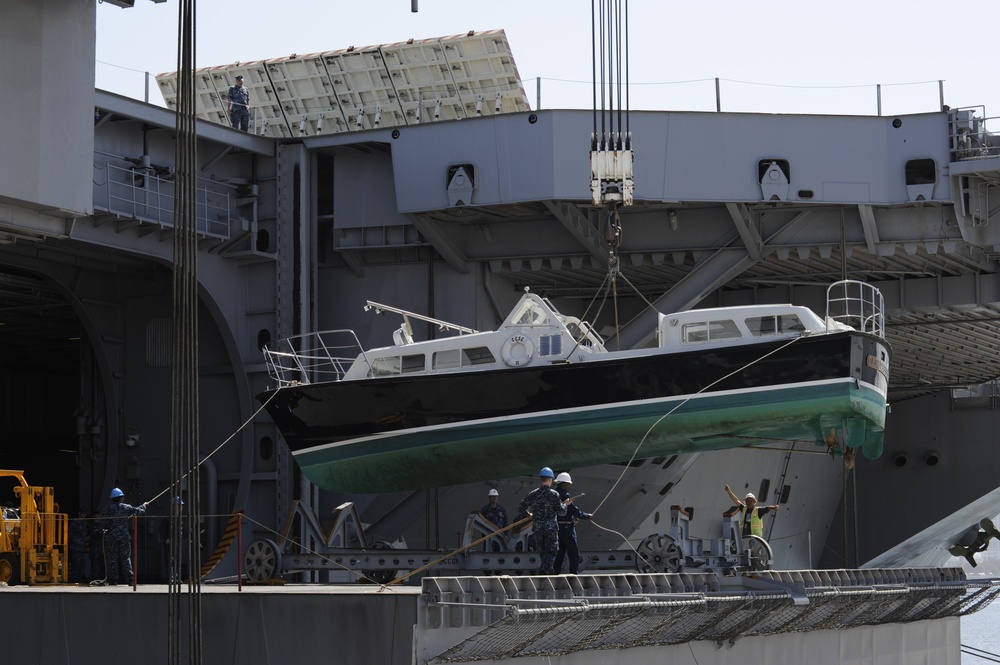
xmin=341 ymin=295 xmax=831 ymax=381
xmin=264 ymin=281 xmax=881 ymax=387
xmin=341 ymin=291 xmax=606 ymax=380
xmin=657 ymin=304 xmax=828 ymax=352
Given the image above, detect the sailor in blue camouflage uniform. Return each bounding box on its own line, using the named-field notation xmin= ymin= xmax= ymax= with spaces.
xmin=100 ymin=488 xmax=148 ymax=584
xmin=228 ymin=75 xmax=250 ymax=131
xmin=553 ymin=473 xmax=592 ymax=574
xmin=479 ymin=489 xmax=508 ymax=529
xmin=516 ymin=467 xmax=570 ymax=574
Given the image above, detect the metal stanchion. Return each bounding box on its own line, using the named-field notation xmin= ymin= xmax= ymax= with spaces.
xmin=237 ymin=511 xmax=243 ymax=592
xmin=132 ymin=513 xmax=138 ymax=590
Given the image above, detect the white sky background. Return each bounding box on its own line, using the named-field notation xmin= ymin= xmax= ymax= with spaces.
xmin=96 ymin=0 xmax=999 ymax=122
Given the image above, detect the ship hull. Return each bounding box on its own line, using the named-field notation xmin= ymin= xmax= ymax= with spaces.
xmin=260 ymin=331 xmax=889 ymax=492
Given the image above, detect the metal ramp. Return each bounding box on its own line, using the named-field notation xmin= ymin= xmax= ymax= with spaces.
xmin=415 ymin=569 xmax=1000 ymax=663
xmin=156 ymin=30 xmax=530 ymax=137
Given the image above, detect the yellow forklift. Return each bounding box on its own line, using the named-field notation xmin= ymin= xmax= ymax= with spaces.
xmin=0 ymin=470 xmax=69 ymax=584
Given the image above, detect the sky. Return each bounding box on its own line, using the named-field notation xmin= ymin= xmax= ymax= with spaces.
xmin=96 ymin=0 xmax=999 ymax=122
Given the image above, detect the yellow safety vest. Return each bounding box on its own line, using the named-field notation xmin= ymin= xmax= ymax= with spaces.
xmin=741 ymin=507 xmax=764 ymax=537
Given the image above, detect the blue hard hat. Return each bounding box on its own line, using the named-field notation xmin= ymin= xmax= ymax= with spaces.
xmin=110 ymin=488 xmax=124 ymax=499
xmin=171 ymin=496 xmax=184 ymax=505
xmin=539 ymin=467 xmax=554 ymax=478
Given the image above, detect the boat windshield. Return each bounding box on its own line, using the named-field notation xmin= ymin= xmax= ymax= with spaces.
xmin=508 ymin=298 xmax=552 ymax=326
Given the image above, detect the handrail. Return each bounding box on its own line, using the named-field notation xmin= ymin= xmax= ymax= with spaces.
xmin=263 ymin=329 xmax=367 ymax=387
xmin=100 ymin=163 xmax=232 ymax=238
xmin=825 ymin=280 xmax=885 ymax=337
xmin=365 ymin=301 xmax=479 ymax=335
xmin=949 ymin=106 xmax=999 ymax=161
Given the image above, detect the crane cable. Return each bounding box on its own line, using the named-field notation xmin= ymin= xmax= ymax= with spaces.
xmin=170 ymin=0 xmax=202 ymax=663
xmin=592 ymin=0 xmax=630 ymax=151
xmin=591 ymin=2 xmax=631 ymax=346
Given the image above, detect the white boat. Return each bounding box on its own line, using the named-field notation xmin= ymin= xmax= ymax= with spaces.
xmin=259 ymin=280 xmax=891 ymax=493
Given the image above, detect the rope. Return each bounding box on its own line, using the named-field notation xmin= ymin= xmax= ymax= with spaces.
xmin=240 ymin=513 xmax=380 ymax=582
xmin=382 ymin=515 xmax=535 ymax=587
xmin=963 ymin=645 xmax=1000 ymax=663
xmin=240 ymin=513 xmax=538 ymax=587
xmin=238 ymin=512 xmax=533 ymax=586
xmin=148 ymin=393 xmax=277 ymax=507
xmin=591 ymin=333 xmax=807 ymax=517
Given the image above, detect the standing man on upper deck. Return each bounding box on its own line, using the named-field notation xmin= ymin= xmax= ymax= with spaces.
xmin=228 ymin=75 xmax=250 ymax=132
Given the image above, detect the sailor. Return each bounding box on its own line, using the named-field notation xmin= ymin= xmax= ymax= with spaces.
xmin=724 ymin=484 xmax=778 ymax=538
xmin=479 ymin=488 xmax=508 ymax=529
xmin=228 ymin=75 xmax=250 ymax=131
xmin=553 ymin=472 xmax=592 ymax=574
xmin=100 ymin=488 xmax=148 ymax=585
xmin=517 ymin=467 xmax=570 ymax=574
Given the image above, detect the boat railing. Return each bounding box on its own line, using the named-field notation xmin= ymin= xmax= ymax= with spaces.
xmin=825 ymin=280 xmax=885 ymax=337
xmin=263 ymin=329 xmax=366 ymax=387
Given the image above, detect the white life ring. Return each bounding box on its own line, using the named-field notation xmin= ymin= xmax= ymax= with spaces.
xmin=501 ymin=334 xmax=535 ymax=367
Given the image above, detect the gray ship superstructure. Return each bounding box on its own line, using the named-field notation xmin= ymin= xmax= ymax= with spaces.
xmin=3 ymin=0 xmax=1000 ymax=587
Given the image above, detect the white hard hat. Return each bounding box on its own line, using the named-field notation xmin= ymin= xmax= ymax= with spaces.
xmin=555 ymin=472 xmax=572 ymax=484
xmin=488 ymin=489 xmax=499 ymax=497
xmin=745 ymin=492 xmax=756 ymax=501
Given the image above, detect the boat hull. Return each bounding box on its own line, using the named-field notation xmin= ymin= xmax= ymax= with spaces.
xmin=260 ymin=331 xmax=889 ymax=492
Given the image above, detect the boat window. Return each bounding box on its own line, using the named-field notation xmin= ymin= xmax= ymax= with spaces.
xmin=565 ymin=322 xmax=599 ymax=348
xmin=401 ymin=354 xmax=425 ymax=373
xmin=682 ymin=319 xmax=742 ymax=343
xmin=745 ymin=314 xmax=806 ymax=337
xmin=463 ymin=347 xmax=495 ymax=365
xmin=433 ymin=347 xmax=495 ymax=370
xmin=510 ymin=300 xmax=551 ymax=326
xmin=433 ymin=349 xmax=462 ymax=370
xmin=370 ymin=354 xmax=425 ymax=376
xmin=370 ymin=356 xmax=400 ymax=376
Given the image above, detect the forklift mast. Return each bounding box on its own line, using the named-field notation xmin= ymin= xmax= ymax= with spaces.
xmin=0 ymin=469 xmax=69 ymax=584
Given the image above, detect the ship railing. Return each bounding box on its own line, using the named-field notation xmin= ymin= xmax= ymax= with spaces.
xmin=99 ymin=163 xmax=232 ymax=238
xmin=825 ymin=280 xmax=885 ymax=337
xmin=263 ymin=329 xmax=366 ymax=386
xmin=949 ymin=107 xmax=999 ymax=161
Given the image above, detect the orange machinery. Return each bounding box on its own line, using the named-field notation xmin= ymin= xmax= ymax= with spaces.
xmin=0 ymin=470 xmax=69 ymax=584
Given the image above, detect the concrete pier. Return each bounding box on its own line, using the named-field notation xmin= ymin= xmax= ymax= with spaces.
xmin=0 ymin=584 xmax=419 ymax=665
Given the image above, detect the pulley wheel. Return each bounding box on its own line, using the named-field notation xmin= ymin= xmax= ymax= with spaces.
xmin=744 ymin=535 xmax=773 ymax=571
xmin=636 ymin=533 xmax=683 ymax=573
xmin=244 ymin=539 xmax=282 ymax=582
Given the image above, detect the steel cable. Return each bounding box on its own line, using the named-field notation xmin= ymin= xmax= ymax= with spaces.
xmin=169 ymin=0 xmax=202 ymax=663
